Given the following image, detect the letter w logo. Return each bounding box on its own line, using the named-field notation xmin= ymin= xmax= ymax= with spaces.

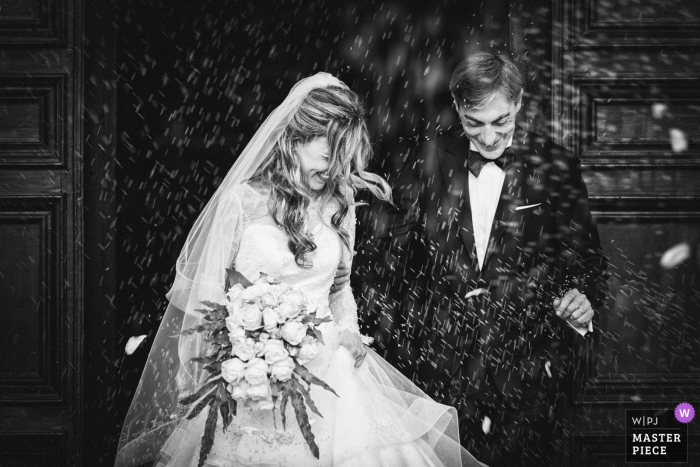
xmin=680 ymin=409 xmax=691 ymax=418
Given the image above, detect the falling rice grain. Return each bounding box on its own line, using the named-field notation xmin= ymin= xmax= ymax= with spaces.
xmin=125 ymin=335 xmax=148 ymax=355
xmin=660 ymin=242 xmax=691 ymax=269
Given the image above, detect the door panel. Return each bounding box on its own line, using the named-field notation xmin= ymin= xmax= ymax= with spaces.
xmin=0 ymin=0 xmax=82 ymax=465
xmin=0 ymin=197 xmax=62 ymax=400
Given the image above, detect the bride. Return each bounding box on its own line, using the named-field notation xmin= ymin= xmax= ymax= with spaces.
xmin=114 ymin=73 xmax=484 ymax=467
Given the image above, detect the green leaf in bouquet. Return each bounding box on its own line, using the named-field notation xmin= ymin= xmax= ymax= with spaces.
xmin=200 ymin=300 xmax=228 ymax=310
xmin=312 ymin=328 xmax=324 ymax=345
xmin=198 ymin=400 xmax=219 ymax=467
xmin=216 ymin=379 xmax=228 ymax=398
xmin=230 ymin=398 xmax=237 ymax=417
xmin=217 ymin=381 xmax=232 ymax=432
xmin=201 ymin=309 xmax=228 ymax=323
xmin=203 ymin=361 xmax=222 ymax=373
xmin=290 ymin=387 xmax=320 ymax=459
xmin=205 ymin=334 xmax=232 ymax=346
xmin=187 ymin=393 xmax=215 ymax=420
xmin=290 ymin=376 xmax=323 ymax=419
xmin=190 ymin=355 xmax=218 ymax=366
xmin=313 ymin=315 xmax=333 ymax=326
xmin=197 ymin=300 xmax=228 ymax=313
xmin=179 ymin=378 xmax=219 ymax=407
xmin=279 ymin=383 xmax=291 ymax=431
xmin=217 ymin=347 xmax=231 ymax=360
xmin=268 ymin=402 xmax=278 ymax=433
xmin=181 ymin=322 xmax=218 ymax=336
xmin=225 ymin=267 xmax=253 ymax=291
xmin=179 ymin=327 xmax=199 ymax=337
xmin=299 ymin=311 xmax=317 ymax=325
xmin=203 ymin=321 xmax=223 ymax=332
xmin=294 ymin=365 xmax=338 ymax=398
xmin=219 ymin=400 xmax=230 ymax=432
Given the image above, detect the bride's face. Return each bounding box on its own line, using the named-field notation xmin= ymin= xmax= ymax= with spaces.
xmin=296 ymin=137 xmax=331 ymax=191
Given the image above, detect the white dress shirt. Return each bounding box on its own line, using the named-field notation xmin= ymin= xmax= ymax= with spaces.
xmin=468 ymin=136 xmax=512 ymax=270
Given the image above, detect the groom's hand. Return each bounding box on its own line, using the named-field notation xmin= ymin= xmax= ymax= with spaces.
xmin=330 ymin=264 xmax=350 ymax=294
xmin=338 ymin=329 xmax=367 ymax=368
xmin=553 ymin=288 xmax=594 ymax=326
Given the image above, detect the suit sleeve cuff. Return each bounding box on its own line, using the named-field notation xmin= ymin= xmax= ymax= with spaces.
xmin=566 ymin=319 xmax=593 ymax=336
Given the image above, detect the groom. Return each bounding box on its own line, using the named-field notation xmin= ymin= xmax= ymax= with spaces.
xmin=352 ymin=53 xmax=607 ymax=466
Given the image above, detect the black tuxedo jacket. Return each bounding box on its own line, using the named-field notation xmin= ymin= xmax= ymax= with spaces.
xmin=356 ymin=127 xmax=607 ymax=409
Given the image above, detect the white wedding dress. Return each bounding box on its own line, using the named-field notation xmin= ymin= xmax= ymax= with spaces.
xmin=153 ymin=184 xmax=482 ymax=467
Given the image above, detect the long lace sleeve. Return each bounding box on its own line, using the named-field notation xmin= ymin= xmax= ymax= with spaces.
xmin=330 ymin=204 xmax=360 ymax=334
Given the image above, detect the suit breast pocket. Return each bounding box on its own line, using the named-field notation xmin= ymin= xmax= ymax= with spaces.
xmin=514 ymin=202 xmax=551 ymax=240
xmin=517 ymin=202 xmax=547 ymax=220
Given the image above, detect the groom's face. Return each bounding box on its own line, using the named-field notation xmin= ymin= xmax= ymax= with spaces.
xmin=455 ymin=92 xmax=521 ymax=160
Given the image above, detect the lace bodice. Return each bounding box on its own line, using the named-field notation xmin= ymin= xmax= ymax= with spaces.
xmin=197 ymin=183 xmax=359 ymax=332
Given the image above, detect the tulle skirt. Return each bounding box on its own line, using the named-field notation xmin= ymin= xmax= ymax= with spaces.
xmin=154 ymin=323 xmax=484 ymax=467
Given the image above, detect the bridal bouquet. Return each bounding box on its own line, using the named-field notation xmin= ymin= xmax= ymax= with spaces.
xmin=178 ymin=269 xmax=336 ymax=466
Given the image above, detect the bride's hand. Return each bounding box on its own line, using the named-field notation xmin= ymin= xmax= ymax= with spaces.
xmin=338 ymin=329 xmax=367 ymax=368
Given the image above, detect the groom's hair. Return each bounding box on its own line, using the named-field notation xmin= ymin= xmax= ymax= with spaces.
xmin=449 ymin=52 xmax=522 ymax=109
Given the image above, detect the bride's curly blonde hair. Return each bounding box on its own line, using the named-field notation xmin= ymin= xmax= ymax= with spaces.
xmin=251 ymin=85 xmax=391 ymax=267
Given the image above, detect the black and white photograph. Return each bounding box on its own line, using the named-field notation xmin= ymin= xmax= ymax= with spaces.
xmin=0 ymin=0 xmax=699 ymax=465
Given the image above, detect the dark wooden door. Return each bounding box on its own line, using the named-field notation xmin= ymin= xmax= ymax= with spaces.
xmin=513 ymin=0 xmax=700 ymax=465
xmin=0 ymin=0 xmax=83 ymax=465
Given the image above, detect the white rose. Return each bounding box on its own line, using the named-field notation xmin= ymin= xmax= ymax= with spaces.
xmin=267 ymin=284 xmax=287 ymax=300
xmin=296 ymin=339 xmax=320 ymax=365
xmin=270 ymin=356 xmax=295 ymax=382
xmin=262 ymin=307 xmax=281 ymax=332
xmin=232 ymin=341 xmax=256 ymax=362
xmin=229 ymin=380 xmax=249 ymax=401
xmin=225 ymin=320 xmax=247 ymax=344
xmin=279 ymin=290 xmax=306 ymax=316
xmin=242 ymin=283 xmax=269 ymax=301
xmin=247 ymin=381 xmax=271 ymax=401
xmin=244 ymin=358 xmax=270 ymax=386
xmin=253 ymin=341 xmax=265 ymax=357
xmin=280 ymin=321 xmax=308 ymax=346
xmin=221 ymin=358 xmax=247 ymax=383
xmin=260 ymin=293 xmax=278 ymax=308
xmin=268 ymin=328 xmax=281 ymax=339
xmin=262 ymin=339 xmax=289 ymax=364
xmin=226 ymin=284 xmax=245 ymax=302
xmin=300 ymin=335 xmax=314 ymax=345
xmin=276 ymin=302 xmax=300 ymax=321
xmin=258 ymin=332 xmax=270 ymax=343
xmin=226 ymin=296 xmax=244 ymax=317
xmin=233 ymin=303 xmax=263 ymax=331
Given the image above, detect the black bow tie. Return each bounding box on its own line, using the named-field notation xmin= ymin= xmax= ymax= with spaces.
xmin=468 ymin=147 xmax=515 ymax=177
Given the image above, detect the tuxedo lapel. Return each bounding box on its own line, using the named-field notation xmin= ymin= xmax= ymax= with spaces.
xmin=436 ymin=132 xmax=478 ymax=268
